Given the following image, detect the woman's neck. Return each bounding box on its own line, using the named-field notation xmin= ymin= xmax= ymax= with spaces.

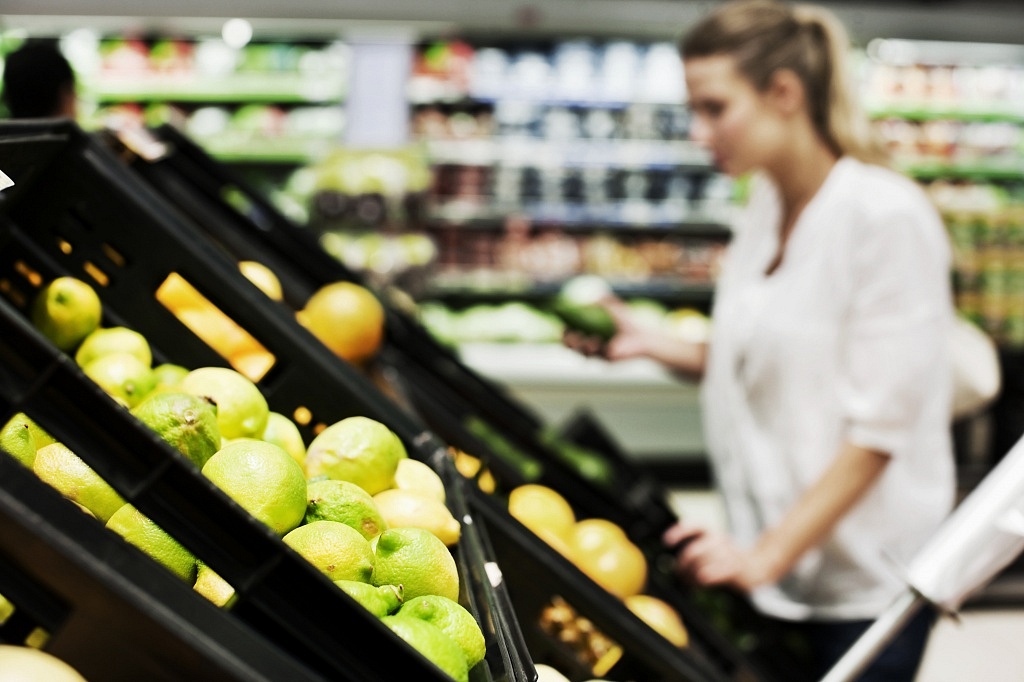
xmin=767 ymin=134 xmax=839 ymax=222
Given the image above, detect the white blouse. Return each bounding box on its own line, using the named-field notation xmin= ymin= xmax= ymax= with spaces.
xmin=702 ymin=156 xmax=957 ymax=621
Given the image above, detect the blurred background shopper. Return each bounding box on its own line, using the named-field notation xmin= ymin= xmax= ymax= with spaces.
xmin=2 ymin=40 xmax=78 ymax=119
xmin=570 ymin=1 xmax=958 ymax=678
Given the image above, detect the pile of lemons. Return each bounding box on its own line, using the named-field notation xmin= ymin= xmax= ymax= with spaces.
xmin=4 ymin=274 xmax=484 ymax=682
xmin=509 ymin=483 xmax=689 ymax=651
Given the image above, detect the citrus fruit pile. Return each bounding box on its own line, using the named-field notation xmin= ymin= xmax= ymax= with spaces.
xmin=14 ymin=276 xmax=483 ymax=681
xmin=508 ymin=483 xmax=689 ymax=649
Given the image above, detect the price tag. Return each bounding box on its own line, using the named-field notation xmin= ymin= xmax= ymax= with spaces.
xmin=0 ymin=169 xmax=13 ymax=192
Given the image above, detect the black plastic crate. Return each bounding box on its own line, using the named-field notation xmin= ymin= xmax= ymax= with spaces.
xmin=101 ymin=123 xmax=680 ymax=547
xmin=0 ymin=119 xmax=528 ymax=682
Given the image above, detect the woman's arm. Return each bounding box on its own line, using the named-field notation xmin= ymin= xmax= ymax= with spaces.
xmin=601 ymin=296 xmax=708 ymax=380
xmin=666 ymin=441 xmax=890 ymax=590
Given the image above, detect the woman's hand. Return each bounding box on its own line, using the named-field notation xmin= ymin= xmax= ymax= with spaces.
xmin=662 ymin=523 xmax=770 ymax=593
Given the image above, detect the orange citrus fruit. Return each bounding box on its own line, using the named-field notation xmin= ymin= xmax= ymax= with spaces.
xmin=297 ymin=281 xmax=385 ymax=364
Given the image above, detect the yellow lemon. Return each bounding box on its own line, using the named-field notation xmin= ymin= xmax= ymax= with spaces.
xmin=106 ymin=503 xmax=198 ymax=583
xmin=305 ymin=478 xmax=387 ymax=540
xmin=262 ymin=411 xmax=306 ymax=468
xmin=624 ymin=594 xmax=689 ymax=647
xmin=33 ymin=442 xmax=126 ymax=522
xmin=304 ymin=416 xmax=407 ymax=495
xmin=202 ymin=440 xmax=307 ymax=535
xmin=180 ymin=366 xmax=269 ymax=440
xmin=372 ymin=527 xmax=459 ymax=602
xmin=0 ymin=645 xmax=87 ymax=682
xmin=508 ymin=484 xmax=576 ymax=541
xmin=239 ymin=260 xmax=284 ymax=302
xmin=282 ymin=520 xmax=375 ymax=583
xmin=373 ymin=489 xmax=461 ymax=547
xmin=380 ymin=616 xmax=469 ymax=682
xmin=396 ymin=594 xmax=486 ymax=669
xmin=74 ymin=326 xmax=152 ymax=368
xmin=297 ymin=281 xmax=385 ymax=364
xmin=82 ymin=352 xmax=157 ymax=408
xmin=393 ymin=457 xmax=446 ymax=503
xmin=30 ymin=276 xmax=102 ymax=352
xmin=566 ymin=518 xmax=647 ymax=599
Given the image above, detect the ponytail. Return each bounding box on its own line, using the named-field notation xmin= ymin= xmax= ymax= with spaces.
xmin=681 ymin=0 xmax=889 ymax=166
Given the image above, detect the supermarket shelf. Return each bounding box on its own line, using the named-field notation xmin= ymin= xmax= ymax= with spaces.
xmin=902 ymin=159 xmax=1024 ymax=180
xmin=88 ymin=73 xmax=346 ymax=104
xmin=868 ymin=104 xmax=1024 ymax=123
xmin=426 ymin=215 xmax=733 ymax=238
xmin=425 ymin=137 xmax=713 ymax=169
xmin=423 ymin=277 xmax=716 ymax=305
xmin=409 ymin=93 xmax=686 ymax=109
xmin=192 ymin=134 xmax=338 ymax=164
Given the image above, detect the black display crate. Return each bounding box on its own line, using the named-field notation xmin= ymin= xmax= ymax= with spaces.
xmin=0 ymin=118 xmax=527 ymax=682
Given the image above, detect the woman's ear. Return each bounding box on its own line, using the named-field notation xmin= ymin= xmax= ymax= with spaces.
xmin=766 ymin=68 xmax=807 ymax=116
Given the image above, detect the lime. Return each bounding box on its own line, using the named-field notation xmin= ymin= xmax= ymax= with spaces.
xmin=0 ymin=415 xmax=36 ymax=467
xmin=131 ymin=391 xmax=221 ymax=469
xmin=181 ymin=366 xmax=269 ymax=440
xmin=33 ymin=442 xmax=126 ymax=522
xmin=194 ymin=562 xmax=236 ymax=608
xmin=19 ymin=413 xmax=56 ymax=450
xmin=305 ymin=478 xmax=387 ymax=540
xmin=74 ymin=326 xmax=152 ymax=368
xmin=380 ymin=615 xmax=469 ymax=682
xmin=0 ymin=645 xmax=87 ymax=682
xmin=373 ymin=489 xmax=461 ymax=547
xmin=282 ymin=520 xmax=375 ymax=583
xmin=397 ymin=595 xmax=486 ymax=668
xmin=106 ymin=504 xmax=198 ymax=583
xmin=305 ymin=416 xmax=407 ymax=495
xmin=30 ymin=276 xmax=102 ymax=352
xmin=262 ymin=411 xmax=306 ymax=467
xmin=393 ymin=458 xmax=446 ymax=503
xmin=82 ymin=352 xmax=157 ymax=408
xmin=152 ymin=363 xmax=190 ymax=392
xmin=372 ymin=527 xmax=459 ymax=601
xmin=334 ymin=580 xmax=403 ymax=617
xmin=202 ymin=440 xmax=307 ymax=535
xmin=0 ymin=593 xmax=13 ymax=623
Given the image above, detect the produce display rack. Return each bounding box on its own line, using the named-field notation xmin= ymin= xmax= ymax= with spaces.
xmin=0 ymin=118 xmax=527 ymax=682
xmin=96 ymin=121 xmax=787 ymax=681
xmin=110 ymin=122 xmax=681 ymax=547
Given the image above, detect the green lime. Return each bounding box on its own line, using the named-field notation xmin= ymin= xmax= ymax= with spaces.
xmin=131 ymin=391 xmax=221 ymax=469
xmin=106 ymin=504 xmax=198 ymax=583
xmin=0 ymin=415 xmax=36 ymax=467
xmin=33 ymin=442 xmax=126 ymax=522
xmin=334 ymin=580 xmax=403 ymax=617
xmin=30 ymin=276 xmax=102 ymax=352
xmin=372 ymin=527 xmax=459 ymax=602
xmin=304 ymin=416 xmax=407 ymax=495
xmin=306 ymin=478 xmax=387 ymax=540
xmin=380 ymin=615 xmax=469 ymax=682
xmin=74 ymin=326 xmax=152 ymax=368
xmin=282 ymin=520 xmax=375 ymax=583
xmin=181 ymin=366 xmax=269 ymax=440
xmin=82 ymin=352 xmax=157 ymax=408
xmin=397 ymin=594 xmax=486 ymax=668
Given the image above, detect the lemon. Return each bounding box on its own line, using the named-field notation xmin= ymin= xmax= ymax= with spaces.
xmin=305 ymin=416 xmax=407 ymax=495
xmin=0 ymin=593 xmax=13 ymax=623
xmin=194 ymin=562 xmax=236 ymax=608
xmin=262 ymin=411 xmax=306 ymax=467
xmin=305 ymin=478 xmax=387 ymax=540
xmin=282 ymin=520 xmax=375 ymax=583
xmin=18 ymin=413 xmax=56 ymax=450
xmin=106 ymin=504 xmax=198 ymax=583
xmin=397 ymin=595 xmax=486 ymax=669
xmin=334 ymin=580 xmax=403 ymax=617
xmin=82 ymin=352 xmax=157 ymax=408
xmin=0 ymin=645 xmax=87 ymax=682
xmin=509 ymin=484 xmax=576 ymax=541
xmin=30 ymin=276 xmax=102 ymax=352
xmin=175 ymin=306 xmax=265 ymax=360
xmin=373 ymin=489 xmax=461 ymax=547
xmin=624 ymin=594 xmax=689 ymax=647
xmin=567 ymin=518 xmax=647 ymax=599
xmin=0 ymin=414 xmax=36 ymax=467
xmin=202 ymin=440 xmax=307 ymax=535
xmin=298 ymin=281 xmax=385 ymax=364
xmin=380 ymin=615 xmax=469 ymax=682
xmin=131 ymin=392 xmax=221 ymax=469
xmin=74 ymin=326 xmax=152 ymax=368
xmin=180 ymin=366 xmax=269 ymax=440
xmin=33 ymin=442 xmax=126 ymax=522
xmin=152 ymin=363 xmax=190 ymax=392
xmin=393 ymin=458 xmax=446 ymax=503
xmin=239 ymin=260 xmax=284 ymax=302
xmin=373 ymin=527 xmax=459 ymax=602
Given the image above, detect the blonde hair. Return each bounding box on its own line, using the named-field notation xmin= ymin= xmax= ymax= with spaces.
xmin=681 ymin=0 xmax=888 ymax=166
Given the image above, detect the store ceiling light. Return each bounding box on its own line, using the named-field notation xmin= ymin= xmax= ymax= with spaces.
xmin=222 ymin=19 xmax=253 ymax=50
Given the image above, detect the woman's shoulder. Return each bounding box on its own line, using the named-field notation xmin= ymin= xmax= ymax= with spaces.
xmin=835 ymin=157 xmax=936 ymax=220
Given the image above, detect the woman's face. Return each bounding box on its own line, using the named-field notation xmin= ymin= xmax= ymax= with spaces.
xmin=684 ymin=54 xmax=785 ymax=177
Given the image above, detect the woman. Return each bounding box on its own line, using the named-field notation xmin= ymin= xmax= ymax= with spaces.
xmin=588 ymin=1 xmax=956 ymax=679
